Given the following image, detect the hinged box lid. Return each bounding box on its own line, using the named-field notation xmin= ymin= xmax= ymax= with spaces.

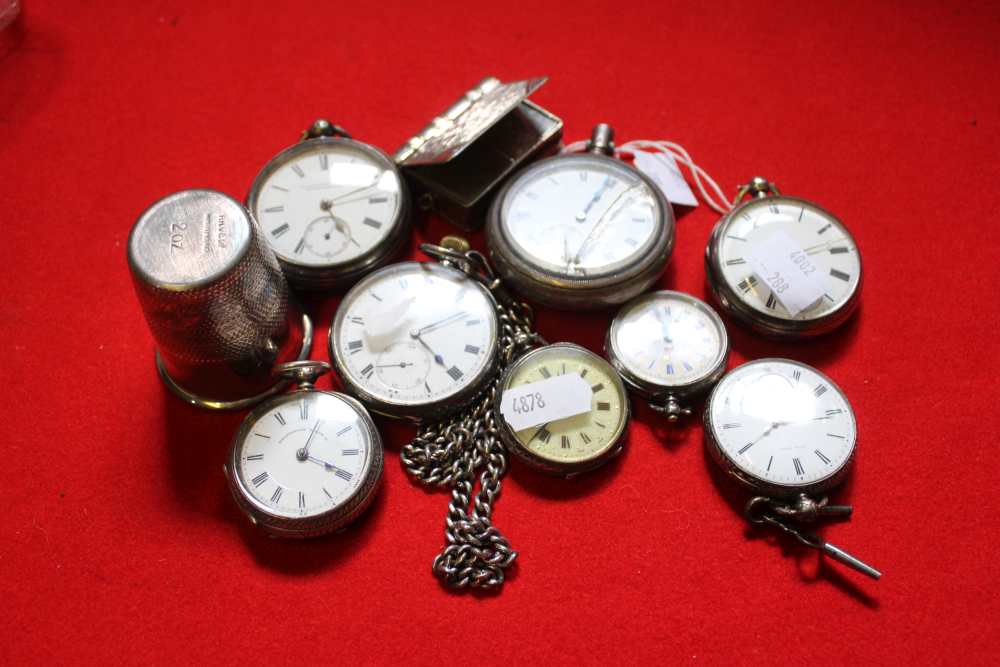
xmin=394 ymin=76 xmax=563 ymax=230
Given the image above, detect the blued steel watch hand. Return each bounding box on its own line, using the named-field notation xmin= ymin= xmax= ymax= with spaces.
xmin=409 ymin=330 xmax=445 ymax=366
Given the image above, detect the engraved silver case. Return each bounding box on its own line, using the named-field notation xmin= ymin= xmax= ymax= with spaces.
xmin=225 ymin=387 xmax=383 ymax=538
xmin=703 ymin=359 xmax=856 ymax=499
xmin=497 ymin=343 xmax=630 ymax=478
xmin=705 ymin=195 xmax=862 ymax=338
xmin=247 ymin=136 xmax=411 ymax=291
xmin=605 ymin=291 xmax=729 ymax=411
xmin=486 ymin=153 xmax=675 ymax=310
xmin=328 ymin=261 xmax=500 ymax=422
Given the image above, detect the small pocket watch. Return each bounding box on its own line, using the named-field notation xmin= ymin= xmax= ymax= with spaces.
xmin=486 ymin=124 xmax=675 ymax=310
xmin=606 ymin=290 xmax=728 ymax=420
xmin=705 ymin=177 xmax=861 ymax=338
xmin=498 ymin=342 xmax=629 ymax=477
xmin=328 ymin=241 xmax=502 ymax=422
xmin=704 ymin=358 xmax=880 ymax=579
xmin=247 ymin=119 xmax=411 ymax=290
xmin=225 ymin=361 xmax=383 ymax=538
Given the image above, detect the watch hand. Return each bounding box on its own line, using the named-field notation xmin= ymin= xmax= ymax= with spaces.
xmin=801 ymin=238 xmax=846 ymax=255
xmin=296 ymin=420 xmax=323 ymax=461
xmin=576 ymin=176 xmax=613 ymax=221
xmin=744 ymin=421 xmax=788 ymax=450
xmin=410 ymin=330 xmax=445 ymax=367
xmin=573 ymin=183 xmax=641 ymax=263
xmin=331 ymin=215 xmax=360 ymax=248
xmin=306 ymin=454 xmax=348 ymax=475
xmin=413 ymin=311 xmax=468 ymax=336
xmin=377 ymin=362 xmax=413 ymax=368
xmin=328 ymin=176 xmax=382 ymax=204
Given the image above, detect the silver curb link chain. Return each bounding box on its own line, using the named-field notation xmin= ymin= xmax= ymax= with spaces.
xmin=400 ymin=241 xmax=541 ymax=590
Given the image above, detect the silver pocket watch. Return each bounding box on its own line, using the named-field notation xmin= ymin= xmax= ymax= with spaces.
xmin=606 ymin=290 xmax=728 ymax=420
xmin=225 ymin=361 xmax=383 ymax=538
xmin=486 ymin=124 xmax=675 ymax=310
xmin=328 ymin=238 xmax=504 ymax=422
xmin=498 ymin=342 xmax=630 ymax=477
xmin=247 ymin=119 xmax=411 ymax=290
xmin=704 ymin=358 xmax=880 ymax=579
xmin=329 ymin=237 xmax=545 ymax=590
xmin=705 ymin=177 xmax=861 ymax=338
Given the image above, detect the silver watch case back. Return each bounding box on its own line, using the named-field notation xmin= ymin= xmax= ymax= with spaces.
xmin=247 ymin=136 xmax=411 ymax=291
xmin=486 ymin=153 xmax=675 ymax=310
xmin=705 ymin=196 xmax=862 ymax=339
xmin=225 ymin=388 xmax=384 ymax=538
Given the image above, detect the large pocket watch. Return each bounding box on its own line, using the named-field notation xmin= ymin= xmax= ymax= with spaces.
xmin=606 ymin=290 xmax=728 ymax=421
xmin=328 ymin=240 xmax=503 ymax=422
xmin=704 ymin=358 xmax=880 ymax=579
xmin=486 ymin=124 xmax=675 ymax=310
xmin=247 ymin=119 xmax=411 ymax=291
xmin=225 ymin=361 xmax=384 ymax=538
xmin=497 ymin=342 xmax=630 ymax=477
xmin=705 ymin=177 xmax=862 ymax=338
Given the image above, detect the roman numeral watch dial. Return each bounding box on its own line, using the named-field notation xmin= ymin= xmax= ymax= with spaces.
xmin=486 ymin=124 xmax=674 ymax=310
xmin=498 ymin=343 xmax=630 ymax=477
xmin=702 ymin=358 xmax=881 ymax=580
xmin=705 ymin=177 xmax=861 ymax=338
xmin=225 ymin=361 xmax=383 ymax=538
xmin=247 ymin=120 xmax=410 ymax=290
xmin=704 ymin=359 xmax=856 ymax=498
xmin=606 ymin=291 xmax=729 ymax=421
xmin=329 ymin=259 xmax=500 ymax=421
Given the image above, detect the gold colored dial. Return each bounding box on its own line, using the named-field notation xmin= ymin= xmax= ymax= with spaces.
xmin=500 ymin=343 xmax=629 ymax=474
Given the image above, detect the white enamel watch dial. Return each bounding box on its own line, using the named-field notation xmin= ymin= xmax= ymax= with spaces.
xmin=501 ymin=159 xmax=658 ymax=277
xmin=706 ymin=180 xmax=861 ymax=337
xmin=499 ymin=343 xmax=629 ymax=476
xmin=226 ymin=365 xmax=383 ymax=537
xmin=329 ymin=261 xmax=499 ymax=420
xmin=608 ymin=291 xmax=728 ymax=394
xmin=705 ymin=359 xmax=856 ymax=497
xmin=487 ymin=125 xmax=674 ymax=309
xmin=248 ymin=129 xmax=409 ymax=290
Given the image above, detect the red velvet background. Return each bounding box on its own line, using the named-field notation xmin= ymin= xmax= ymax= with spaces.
xmin=2 ymin=1 xmax=999 ymax=664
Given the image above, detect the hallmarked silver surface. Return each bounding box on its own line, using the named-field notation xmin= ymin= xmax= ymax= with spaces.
xmin=394 ymin=76 xmax=563 ymax=230
xmin=395 ymin=77 xmax=548 ymax=166
xmin=128 ymin=189 xmax=310 ymax=409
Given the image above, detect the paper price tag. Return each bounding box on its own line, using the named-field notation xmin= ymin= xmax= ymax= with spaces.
xmin=744 ymin=229 xmax=831 ymax=316
xmin=632 ymin=150 xmax=699 ymax=208
xmin=500 ymin=373 xmax=593 ymax=432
